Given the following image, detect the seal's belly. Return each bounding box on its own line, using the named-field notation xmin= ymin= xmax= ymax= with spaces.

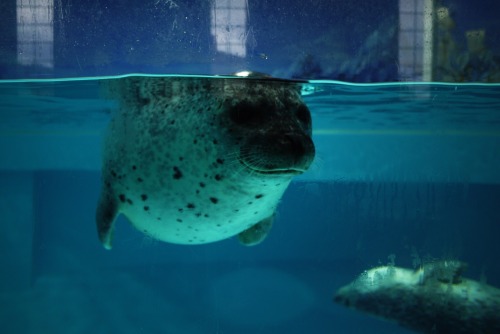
xmin=121 ymin=196 xmax=279 ymax=244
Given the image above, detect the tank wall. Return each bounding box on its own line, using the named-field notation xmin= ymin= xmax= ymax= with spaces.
xmin=1 ymin=0 xmax=499 ymax=82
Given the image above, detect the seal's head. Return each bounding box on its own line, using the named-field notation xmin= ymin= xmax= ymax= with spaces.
xmin=222 ymin=81 xmax=315 ymax=177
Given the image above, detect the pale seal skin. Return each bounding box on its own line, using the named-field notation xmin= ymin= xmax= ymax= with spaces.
xmin=334 ymin=261 xmax=500 ymax=333
xmin=96 ymin=74 xmax=315 ymax=249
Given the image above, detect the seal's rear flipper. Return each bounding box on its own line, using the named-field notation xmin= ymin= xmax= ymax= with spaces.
xmin=238 ymin=215 xmax=274 ymax=246
xmin=96 ymin=189 xmax=118 ymax=250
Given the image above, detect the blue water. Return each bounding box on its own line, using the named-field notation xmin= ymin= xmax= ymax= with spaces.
xmin=1 ymin=75 xmax=500 ymax=333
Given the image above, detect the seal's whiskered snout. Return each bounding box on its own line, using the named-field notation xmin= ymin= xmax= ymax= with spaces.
xmin=239 ymin=131 xmax=315 ymax=174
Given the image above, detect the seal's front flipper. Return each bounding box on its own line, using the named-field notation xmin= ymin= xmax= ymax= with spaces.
xmin=96 ymin=188 xmax=119 ymax=250
xmin=237 ymin=215 xmax=274 ymax=246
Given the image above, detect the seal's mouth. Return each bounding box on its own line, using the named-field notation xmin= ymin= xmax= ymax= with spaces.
xmin=238 ymin=156 xmax=305 ymax=176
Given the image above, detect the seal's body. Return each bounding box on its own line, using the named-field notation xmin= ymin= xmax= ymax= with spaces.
xmin=334 ymin=261 xmax=500 ymax=333
xmin=96 ymin=75 xmax=315 ymax=249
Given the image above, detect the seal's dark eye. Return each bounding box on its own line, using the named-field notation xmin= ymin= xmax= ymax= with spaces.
xmin=230 ymin=100 xmax=263 ymax=125
xmin=296 ymin=105 xmax=311 ymax=125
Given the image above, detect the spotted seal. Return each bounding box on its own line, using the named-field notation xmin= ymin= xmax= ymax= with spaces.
xmin=334 ymin=261 xmax=500 ymax=333
xmin=96 ymin=73 xmax=315 ymax=249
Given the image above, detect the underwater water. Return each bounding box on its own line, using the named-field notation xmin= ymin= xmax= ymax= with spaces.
xmin=1 ymin=75 xmax=500 ymax=334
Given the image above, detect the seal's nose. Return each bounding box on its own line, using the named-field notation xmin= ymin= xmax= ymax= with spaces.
xmin=280 ymin=133 xmax=315 ymax=168
xmin=280 ymin=133 xmax=307 ymax=156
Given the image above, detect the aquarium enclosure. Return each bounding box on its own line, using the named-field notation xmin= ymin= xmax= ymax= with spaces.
xmin=1 ymin=0 xmax=500 ymax=333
